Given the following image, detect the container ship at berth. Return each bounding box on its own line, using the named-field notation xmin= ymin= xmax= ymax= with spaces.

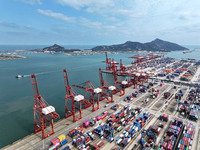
xmin=3 ymin=52 xmax=200 ymax=150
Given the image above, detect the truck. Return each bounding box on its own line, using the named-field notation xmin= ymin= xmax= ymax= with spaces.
xmin=164 ymin=92 xmax=171 ymax=99
xmin=144 ymin=98 xmax=149 ymax=104
xmin=111 ymin=104 xmax=119 ymax=110
xmin=159 ymin=114 xmax=168 ymax=122
xmin=126 ymin=94 xmax=134 ymax=101
xmin=87 ymin=131 xmax=95 ymax=140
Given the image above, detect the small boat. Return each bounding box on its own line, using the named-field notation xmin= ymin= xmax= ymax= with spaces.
xmin=16 ymin=75 xmax=24 ymax=78
xmin=183 ymin=51 xmax=192 ymax=54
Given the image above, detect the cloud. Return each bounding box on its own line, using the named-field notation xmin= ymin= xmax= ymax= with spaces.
xmin=113 ymin=9 xmax=146 ymax=18
xmin=0 ymin=21 xmax=35 ymax=30
xmin=24 ymin=25 xmax=34 ymax=30
xmin=37 ymin=8 xmax=116 ymax=30
xmin=175 ymin=11 xmax=199 ymax=20
xmin=14 ymin=0 xmax=42 ymax=5
xmin=37 ymin=9 xmax=76 ymax=23
xmin=79 ymin=17 xmax=118 ymax=31
xmin=0 ymin=21 xmax=19 ymax=28
xmin=79 ymin=18 xmax=102 ymax=29
xmin=54 ymin=0 xmax=113 ymax=10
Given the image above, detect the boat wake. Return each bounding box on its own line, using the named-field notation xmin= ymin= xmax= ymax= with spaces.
xmin=18 ymin=70 xmax=60 ymax=78
xmin=16 ymin=63 xmax=100 ymax=78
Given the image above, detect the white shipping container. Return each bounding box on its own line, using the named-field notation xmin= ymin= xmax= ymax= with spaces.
xmin=128 ymin=137 xmax=131 ymax=142
xmin=74 ymin=95 xmax=84 ymax=101
xmin=122 ymin=81 xmax=128 ymax=85
xmin=125 ymin=132 xmax=129 ymax=137
xmin=116 ymin=138 xmax=122 ymax=144
xmin=42 ymin=106 xmax=55 ymax=115
xmin=94 ymin=88 xmax=102 ymax=94
xmin=108 ymin=86 xmax=116 ymax=91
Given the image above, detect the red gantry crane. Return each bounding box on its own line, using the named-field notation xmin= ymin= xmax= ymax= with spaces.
xmin=105 ymin=52 xmax=112 ymax=70
xmin=119 ymin=59 xmax=126 ymax=74
xmin=63 ymin=69 xmax=91 ymax=122
xmin=72 ymin=81 xmax=109 ymax=111
xmin=103 ymin=52 xmax=119 ymax=72
xmin=99 ymin=68 xmax=121 ymax=103
xmin=31 ymin=74 xmax=60 ymax=139
xmin=148 ymin=53 xmax=160 ymax=60
xmin=138 ymin=72 xmax=146 ymax=85
xmin=111 ymin=58 xmax=118 ymax=72
xmin=129 ymin=54 xmax=146 ymax=64
xmin=129 ymin=72 xmax=140 ymax=88
xmin=113 ymin=66 xmax=130 ymax=96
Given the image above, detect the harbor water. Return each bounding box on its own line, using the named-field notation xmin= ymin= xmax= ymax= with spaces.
xmin=0 ymin=45 xmax=200 ymax=148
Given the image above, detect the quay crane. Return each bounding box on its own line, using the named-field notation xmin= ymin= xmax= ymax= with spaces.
xmin=72 ymin=81 xmax=109 ymax=112
xmin=113 ymin=66 xmax=130 ymax=96
xmin=127 ymin=72 xmax=140 ymax=88
xmin=103 ymin=52 xmax=118 ymax=72
xmin=148 ymin=53 xmax=159 ymax=60
xmin=129 ymin=54 xmax=146 ymax=64
xmin=129 ymin=53 xmax=161 ymax=65
xmin=63 ymin=69 xmax=91 ymax=122
xmin=31 ymin=74 xmax=60 ymax=139
xmin=138 ymin=72 xmax=149 ymax=85
xmin=104 ymin=51 xmax=112 ymax=71
xmin=119 ymin=59 xmax=126 ymax=74
xmin=99 ymin=68 xmax=121 ymax=103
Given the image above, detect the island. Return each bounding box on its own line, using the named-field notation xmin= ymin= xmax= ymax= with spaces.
xmin=92 ymin=38 xmax=188 ymax=52
xmin=42 ymin=44 xmax=80 ymax=53
xmin=31 ymin=39 xmax=188 ymax=54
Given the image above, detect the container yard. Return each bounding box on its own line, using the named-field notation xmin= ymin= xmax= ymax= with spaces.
xmin=2 ymin=53 xmax=200 ymax=150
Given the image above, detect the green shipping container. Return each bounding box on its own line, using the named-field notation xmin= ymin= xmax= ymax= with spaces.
xmin=118 ymin=126 xmax=122 ymax=131
xmin=48 ymin=145 xmax=56 ymax=150
xmin=132 ymin=110 xmax=136 ymax=115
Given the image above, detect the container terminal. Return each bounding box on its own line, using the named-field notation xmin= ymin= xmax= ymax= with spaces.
xmin=2 ymin=52 xmax=200 ymax=150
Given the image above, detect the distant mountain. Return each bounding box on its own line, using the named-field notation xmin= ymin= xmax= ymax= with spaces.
xmin=92 ymin=39 xmax=188 ymax=52
xmin=42 ymin=44 xmax=80 ymax=53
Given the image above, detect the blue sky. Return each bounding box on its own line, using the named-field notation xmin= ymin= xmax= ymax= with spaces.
xmin=0 ymin=0 xmax=200 ymax=45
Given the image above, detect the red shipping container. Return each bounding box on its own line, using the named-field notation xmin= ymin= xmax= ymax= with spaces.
xmin=141 ymin=122 xmax=145 ymax=127
xmin=92 ymin=144 xmax=99 ymax=150
xmin=69 ymin=129 xmax=76 ymax=136
xmin=142 ymin=118 xmax=145 ymax=123
xmin=97 ymin=142 xmax=104 ymax=147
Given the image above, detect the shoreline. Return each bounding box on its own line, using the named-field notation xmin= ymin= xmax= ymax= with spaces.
xmin=0 ymin=54 xmax=27 ymax=60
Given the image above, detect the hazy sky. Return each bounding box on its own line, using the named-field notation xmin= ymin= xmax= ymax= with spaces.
xmin=1 ymin=0 xmax=200 ymax=45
